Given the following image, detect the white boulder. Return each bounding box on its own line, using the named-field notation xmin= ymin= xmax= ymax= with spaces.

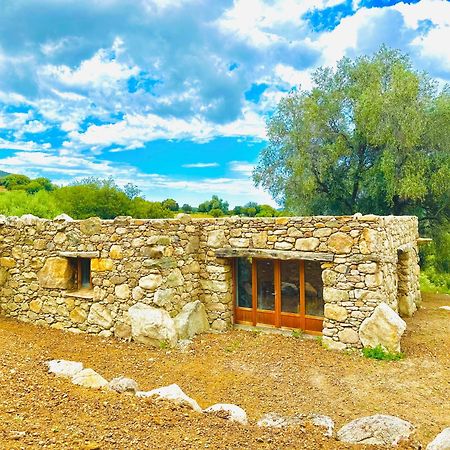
xmin=128 ymin=303 xmax=177 ymax=347
xmin=337 ymin=414 xmax=415 ymax=446
xmin=174 ymin=300 xmax=209 ymax=339
xmin=108 ymin=376 xmax=139 ymax=393
xmin=203 ymin=403 xmax=248 ymax=425
xmin=359 ymin=303 xmax=406 ymax=353
xmin=47 ymin=359 xmax=83 ymax=378
xmin=136 ymin=383 xmax=202 ymax=412
xmin=427 ymin=428 xmax=450 ymax=450
xmin=72 ymin=368 xmax=108 ymax=389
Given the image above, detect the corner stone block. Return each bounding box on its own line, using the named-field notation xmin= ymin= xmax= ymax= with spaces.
xmin=37 ymin=257 xmax=74 ymax=289
xmin=323 ymin=287 xmax=349 ymax=303
xmin=324 ymin=304 xmax=348 ymax=321
xmin=338 ymin=328 xmax=360 ymax=344
xmin=359 ymin=228 xmax=379 ymax=255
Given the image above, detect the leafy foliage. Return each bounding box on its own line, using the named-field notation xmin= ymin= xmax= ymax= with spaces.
xmin=255 ymin=46 xmax=449 ymax=276
xmin=0 ymin=177 xmax=173 ymax=220
xmin=362 ymin=345 xmax=404 ymax=361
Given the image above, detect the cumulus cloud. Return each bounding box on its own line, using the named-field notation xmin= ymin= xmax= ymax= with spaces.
xmin=0 ymin=0 xmax=448 ymax=205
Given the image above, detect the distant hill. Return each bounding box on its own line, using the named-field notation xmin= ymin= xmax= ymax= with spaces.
xmin=0 ymin=170 xmax=10 ymax=178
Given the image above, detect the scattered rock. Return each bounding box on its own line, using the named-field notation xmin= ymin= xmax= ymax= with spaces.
xmin=47 ymin=359 xmax=83 ymax=378
xmin=203 ymin=404 xmax=248 ymax=425
xmin=257 ymin=412 xmax=334 ymax=437
xmin=337 ymin=414 xmax=415 ymax=446
xmin=174 ymin=300 xmax=209 ymax=339
xmin=9 ymin=431 xmax=26 ymax=440
xmin=108 ymin=376 xmax=139 ymax=394
xmin=427 ymin=428 xmax=450 ymax=450
xmin=72 ymin=368 xmax=108 ymax=389
xmin=439 ymin=306 xmax=450 ymax=311
xmin=128 ymin=303 xmax=177 ymax=347
xmin=54 ymin=213 xmax=74 ymax=221
xmin=359 ymin=303 xmax=406 ymax=353
xmin=136 ymin=383 xmax=202 ymax=412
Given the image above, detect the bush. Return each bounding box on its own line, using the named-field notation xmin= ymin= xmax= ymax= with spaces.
xmin=362 ymin=345 xmax=403 ymax=361
xmin=420 ymin=270 xmax=450 ymax=294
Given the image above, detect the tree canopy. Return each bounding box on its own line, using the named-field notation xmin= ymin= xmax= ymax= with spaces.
xmin=255 ymin=47 xmax=449 ymax=220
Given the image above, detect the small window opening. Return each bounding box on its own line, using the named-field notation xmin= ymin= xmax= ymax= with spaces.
xmin=77 ymin=258 xmax=92 ymax=290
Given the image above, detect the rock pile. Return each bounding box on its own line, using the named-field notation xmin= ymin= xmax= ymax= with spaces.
xmin=45 ymin=358 xmax=444 ymax=447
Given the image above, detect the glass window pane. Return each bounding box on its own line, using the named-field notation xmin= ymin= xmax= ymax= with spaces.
xmin=304 ymin=261 xmax=324 ymax=317
xmin=80 ymin=259 xmax=91 ymax=288
xmin=281 ymin=261 xmax=299 ymax=313
xmin=236 ymin=258 xmax=252 ymax=308
xmin=257 ymin=260 xmax=275 ymax=311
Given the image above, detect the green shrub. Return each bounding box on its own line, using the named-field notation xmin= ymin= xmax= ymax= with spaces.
xmin=362 ymin=345 xmax=404 ymax=361
xmin=420 ymin=269 xmax=450 ymax=294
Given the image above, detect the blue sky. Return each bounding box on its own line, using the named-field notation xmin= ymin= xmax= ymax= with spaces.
xmin=0 ymin=0 xmax=449 ymax=207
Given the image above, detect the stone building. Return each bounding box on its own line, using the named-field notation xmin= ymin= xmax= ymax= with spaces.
xmin=0 ymin=213 xmax=421 ymax=349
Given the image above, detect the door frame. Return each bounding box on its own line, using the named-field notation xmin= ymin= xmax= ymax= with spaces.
xmin=233 ymin=257 xmax=323 ymax=335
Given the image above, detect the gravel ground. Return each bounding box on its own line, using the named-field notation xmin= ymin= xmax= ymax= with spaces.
xmin=0 ymin=292 xmax=448 ymax=449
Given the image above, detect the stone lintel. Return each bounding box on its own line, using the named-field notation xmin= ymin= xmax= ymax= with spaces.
xmin=215 ymin=248 xmax=334 ymax=262
xmin=59 ymin=251 xmax=100 ymax=258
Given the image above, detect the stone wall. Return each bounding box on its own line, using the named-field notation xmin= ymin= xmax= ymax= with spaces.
xmin=0 ymin=214 xmax=421 ymax=349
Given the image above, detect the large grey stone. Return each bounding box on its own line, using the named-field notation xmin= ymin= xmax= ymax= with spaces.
xmin=136 ymin=383 xmax=202 ymax=412
xmin=47 ymin=360 xmax=83 ymax=378
xmin=359 ymin=303 xmax=406 ymax=353
xmin=108 ymin=376 xmax=139 ymax=394
xmin=203 ymin=404 xmax=248 ymax=425
xmin=72 ymin=368 xmax=108 ymax=389
xmin=174 ymin=300 xmax=210 ymax=339
xmin=128 ymin=303 xmax=177 ymax=347
xmin=337 ymin=414 xmax=415 ymax=446
xmin=88 ymin=303 xmax=113 ymax=329
xmin=427 ymin=428 xmax=450 ymax=450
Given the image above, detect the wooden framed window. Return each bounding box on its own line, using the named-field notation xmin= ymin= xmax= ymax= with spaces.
xmin=233 ymin=258 xmax=324 ymax=334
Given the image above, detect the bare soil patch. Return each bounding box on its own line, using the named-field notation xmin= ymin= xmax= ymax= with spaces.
xmin=0 ymin=293 xmax=449 ymax=449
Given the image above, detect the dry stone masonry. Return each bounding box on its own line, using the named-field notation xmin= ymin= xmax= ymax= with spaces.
xmin=0 ymin=213 xmax=421 ymax=349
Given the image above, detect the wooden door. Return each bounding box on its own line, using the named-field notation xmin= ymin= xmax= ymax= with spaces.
xmin=234 ymin=258 xmax=323 ymax=334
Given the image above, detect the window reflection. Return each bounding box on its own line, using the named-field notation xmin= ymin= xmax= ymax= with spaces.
xmin=281 ymin=261 xmax=299 ymax=313
xmin=236 ymin=258 xmax=252 ymax=308
xmin=257 ymin=260 xmax=275 ymax=310
xmin=304 ymin=261 xmax=324 ymax=317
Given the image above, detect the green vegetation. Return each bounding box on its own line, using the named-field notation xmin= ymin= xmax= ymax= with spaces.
xmin=362 ymin=345 xmax=404 ymax=361
xmin=255 ymin=46 xmax=450 ymax=290
xmin=291 ymin=329 xmax=304 ymax=338
xmin=0 ymin=176 xmax=173 ymax=220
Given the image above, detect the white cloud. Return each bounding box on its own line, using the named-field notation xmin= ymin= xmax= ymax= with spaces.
xmin=40 ymin=43 xmax=139 ymax=90
xmin=229 ymin=161 xmax=254 ymax=176
xmin=182 ymin=162 xmax=219 ymax=168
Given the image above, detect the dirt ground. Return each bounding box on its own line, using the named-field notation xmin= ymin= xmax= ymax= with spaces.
xmin=0 ymin=292 xmax=449 ymax=450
